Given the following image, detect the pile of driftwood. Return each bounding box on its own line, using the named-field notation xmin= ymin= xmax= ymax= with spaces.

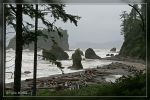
xmin=5 ymin=68 xmax=112 ymax=95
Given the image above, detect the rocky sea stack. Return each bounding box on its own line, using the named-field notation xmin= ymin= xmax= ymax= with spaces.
xmin=85 ymin=48 xmax=101 ymax=59
xmin=110 ymin=48 xmax=116 ymax=52
xmin=42 ymin=45 xmax=69 ymax=60
xmin=7 ymin=28 xmax=69 ymax=50
xmin=69 ymin=49 xmax=83 ymax=70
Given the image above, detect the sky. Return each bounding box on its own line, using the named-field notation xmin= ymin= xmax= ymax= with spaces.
xmin=6 ymin=4 xmax=132 ymax=47
xmin=52 ymin=4 xmax=132 ymax=46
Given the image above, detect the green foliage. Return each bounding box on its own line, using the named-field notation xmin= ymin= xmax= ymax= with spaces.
xmin=5 ymin=4 xmax=16 ymax=29
xmin=111 ymin=71 xmax=146 ymax=96
xmin=5 ymin=4 xmax=80 ymax=45
xmin=37 ymin=71 xmax=146 ymax=96
xmin=42 ymin=45 xmax=69 ymax=73
xmin=22 ymin=30 xmax=48 ymax=45
xmin=49 ymin=4 xmax=81 ymax=26
xmin=119 ymin=4 xmax=146 ymax=60
xmin=42 ymin=48 xmax=64 ymax=73
xmin=42 ymin=49 xmax=57 ymax=61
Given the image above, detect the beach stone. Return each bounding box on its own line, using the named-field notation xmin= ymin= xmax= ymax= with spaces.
xmin=106 ymin=54 xmax=110 ymax=56
xmin=24 ymin=71 xmax=31 ymax=74
xmin=69 ymin=49 xmax=83 ymax=70
xmin=85 ymin=48 xmax=101 ymax=59
xmin=42 ymin=44 xmax=69 ymax=60
xmin=110 ymin=48 xmax=116 ymax=52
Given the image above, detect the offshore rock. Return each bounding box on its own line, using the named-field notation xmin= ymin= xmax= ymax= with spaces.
xmin=85 ymin=48 xmax=101 ymax=59
xmin=69 ymin=49 xmax=83 ymax=70
xmin=7 ymin=28 xmax=69 ymax=50
xmin=42 ymin=45 xmax=69 ymax=60
xmin=110 ymin=48 xmax=116 ymax=52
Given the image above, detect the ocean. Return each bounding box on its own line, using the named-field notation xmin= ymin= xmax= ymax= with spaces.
xmin=5 ymin=48 xmax=119 ymax=83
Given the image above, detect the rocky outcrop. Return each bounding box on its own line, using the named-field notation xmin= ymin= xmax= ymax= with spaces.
xmin=85 ymin=48 xmax=101 ymax=59
xmin=69 ymin=49 xmax=83 ymax=70
xmin=106 ymin=54 xmax=110 ymax=56
xmin=7 ymin=28 xmax=69 ymax=50
xmin=106 ymin=54 xmax=114 ymax=57
xmin=42 ymin=45 xmax=69 ymax=60
xmin=110 ymin=48 xmax=116 ymax=52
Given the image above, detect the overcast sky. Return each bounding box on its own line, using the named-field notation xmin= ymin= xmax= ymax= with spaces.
xmin=54 ymin=4 xmax=132 ymax=45
xmin=6 ymin=4 xmax=132 ymax=47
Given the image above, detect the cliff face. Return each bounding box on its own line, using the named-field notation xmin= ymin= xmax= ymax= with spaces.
xmin=7 ymin=29 xmax=69 ymax=50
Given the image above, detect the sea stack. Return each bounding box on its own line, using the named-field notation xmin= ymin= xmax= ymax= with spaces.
xmin=110 ymin=47 xmax=116 ymax=52
xmin=69 ymin=49 xmax=83 ymax=70
xmin=7 ymin=28 xmax=69 ymax=50
xmin=85 ymin=48 xmax=101 ymax=59
xmin=42 ymin=44 xmax=69 ymax=60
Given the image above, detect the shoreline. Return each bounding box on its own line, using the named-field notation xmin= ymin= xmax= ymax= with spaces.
xmin=102 ymin=55 xmax=145 ymax=64
xmin=5 ymin=59 xmax=146 ymax=92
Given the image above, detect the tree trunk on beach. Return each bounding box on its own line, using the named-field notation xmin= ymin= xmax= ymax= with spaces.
xmin=14 ymin=4 xmax=23 ymax=96
xmin=32 ymin=4 xmax=38 ymax=96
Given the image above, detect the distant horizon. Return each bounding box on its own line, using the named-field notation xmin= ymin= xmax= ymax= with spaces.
xmin=69 ymin=40 xmax=123 ymax=49
xmin=6 ymin=38 xmax=123 ymax=50
xmin=6 ymin=4 xmax=131 ymax=49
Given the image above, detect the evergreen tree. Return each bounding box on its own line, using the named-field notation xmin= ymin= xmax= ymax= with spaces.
xmin=119 ymin=4 xmax=146 ymax=60
xmin=14 ymin=4 xmax=23 ymax=96
xmin=5 ymin=4 xmax=80 ymax=96
xmin=30 ymin=4 xmax=78 ymax=95
xmin=32 ymin=4 xmax=38 ymax=96
xmin=22 ymin=4 xmax=80 ymax=96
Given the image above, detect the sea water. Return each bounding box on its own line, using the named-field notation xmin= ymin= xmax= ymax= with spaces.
xmin=5 ymin=48 xmax=119 ymax=83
